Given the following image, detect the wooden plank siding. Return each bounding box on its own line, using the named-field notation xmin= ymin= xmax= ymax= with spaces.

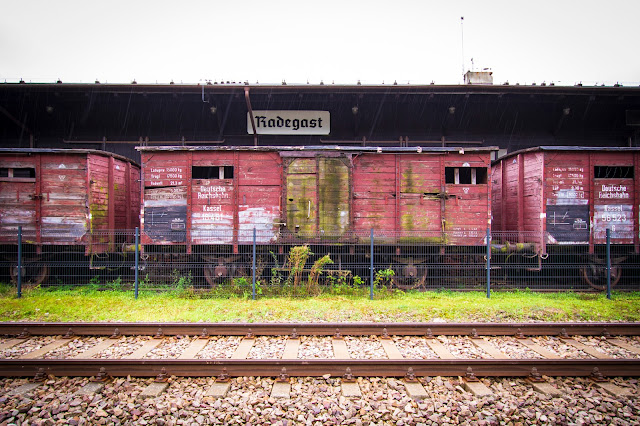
xmin=40 ymin=154 xmax=89 ymax=243
xmin=591 ymin=152 xmax=635 ymax=244
xmin=0 ymin=155 xmax=38 ymax=241
xmin=141 ymin=152 xmax=189 ymax=245
xmin=352 ymin=154 xmax=396 ymax=231
xmin=238 ymin=152 xmax=282 ymax=243
xmin=443 ymin=154 xmax=491 ymax=245
xmin=0 ymin=150 xmax=139 ymax=253
xmin=138 ymin=147 xmax=495 ymax=248
xmin=141 ymin=151 xmax=283 ymax=246
xmin=318 ymin=158 xmax=350 ymax=236
xmin=493 ymin=148 xmax=640 ymax=252
xmin=285 ymin=158 xmax=317 ymax=234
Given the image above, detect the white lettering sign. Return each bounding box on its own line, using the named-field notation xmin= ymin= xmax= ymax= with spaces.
xmin=598 ymin=184 xmax=630 ymax=199
xmin=248 ymin=110 xmax=330 ymax=135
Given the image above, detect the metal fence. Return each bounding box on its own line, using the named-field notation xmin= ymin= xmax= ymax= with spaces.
xmin=1 ymin=227 xmax=638 ymax=298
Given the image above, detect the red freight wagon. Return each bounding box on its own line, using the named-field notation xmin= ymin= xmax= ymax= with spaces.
xmin=0 ymin=149 xmax=140 ymax=284
xmin=138 ymin=146 xmax=496 ymax=285
xmin=492 ymin=146 xmax=640 ymax=288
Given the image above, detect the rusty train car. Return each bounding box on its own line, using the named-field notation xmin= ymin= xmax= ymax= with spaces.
xmin=0 ymin=149 xmax=140 ymax=284
xmin=492 ymin=146 xmax=640 ymax=289
xmin=137 ymin=146 xmax=497 ymax=285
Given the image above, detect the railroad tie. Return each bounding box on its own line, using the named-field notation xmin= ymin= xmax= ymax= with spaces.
xmin=332 ymin=339 xmax=351 ymax=359
xmin=607 ymin=339 xmax=640 ymax=355
xmin=75 ymin=382 xmax=105 ymax=396
xmin=560 ymin=338 xmax=612 ymax=359
xmin=517 ymin=339 xmax=562 ymax=359
xmin=19 ymin=339 xmax=68 ymax=359
xmin=206 ymin=381 xmax=231 ymax=399
xmin=8 ymin=383 xmax=41 ymax=397
xmin=231 ymin=337 xmax=255 ymax=359
xmin=73 ymin=338 xmax=120 ymax=359
xmin=139 ymin=382 xmax=170 ymax=399
xmin=594 ymin=381 xmax=635 ymax=398
xmin=281 ymin=337 xmax=300 ymax=359
xmin=270 ymin=369 xmax=292 ymax=399
xmin=341 ymin=379 xmax=362 ymax=398
xmin=470 ymin=338 xmax=509 ymax=359
xmin=178 ymin=338 xmax=210 ymax=359
xmin=0 ymin=338 xmax=25 ymax=351
xmin=424 ymin=339 xmax=455 ymax=359
xmin=402 ymin=368 xmax=428 ymax=401
xmin=125 ymin=338 xmax=164 ymax=359
xmin=528 ymin=380 xmax=562 ymax=397
xmin=380 ymin=339 xmax=404 ymax=360
xmin=270 ymin=381 xmax=291 ymax=399
xmin=462 ymin=380 xmax=493 ymax=397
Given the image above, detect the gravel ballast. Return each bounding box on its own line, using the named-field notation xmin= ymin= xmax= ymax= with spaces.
xmin=0 ymin=375 xmax=638 ymax=425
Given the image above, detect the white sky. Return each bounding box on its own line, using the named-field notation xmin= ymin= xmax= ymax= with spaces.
xmin=1 ymin=0 xmax=639 ymax=86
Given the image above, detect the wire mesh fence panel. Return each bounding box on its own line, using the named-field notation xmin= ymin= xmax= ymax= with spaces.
xmin=0 ymin=229 xmax=137 ymax=289
xmin=1 ymin=227 xmax=638 ymax=296
xmin=490 ymin=231 xmax=640 ymax=292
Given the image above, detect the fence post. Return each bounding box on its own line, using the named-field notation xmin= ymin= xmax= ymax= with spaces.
xmin=17 ymin=226 xmax=22 ymax=299
xmin=134 ymin=227 xmax=139 ymax=300
xmin=252 ymin=227 xmax=257 ymax=300
xmin=486 ymin=228 xmax=491 ymax=299
xmin=370 ymin=228 xmax=374 ymax=300
xmin=606 ymin=228 xmax=611 ymax=300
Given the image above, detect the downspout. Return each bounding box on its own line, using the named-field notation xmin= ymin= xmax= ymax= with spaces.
xmin=244 ymin=87 xmax=258 ymax=146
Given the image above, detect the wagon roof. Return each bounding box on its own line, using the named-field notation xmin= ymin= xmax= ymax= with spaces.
xmin=494 ymin=145 xmax=640 ymax=164
xmin=136 ymin=145 xmax=499 ymax=154
xmin=0 ymin=148 xmax=140 ymax=166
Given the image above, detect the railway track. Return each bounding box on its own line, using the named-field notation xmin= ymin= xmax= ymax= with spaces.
xmin=1 ymin=322 xmax=640 ymax=381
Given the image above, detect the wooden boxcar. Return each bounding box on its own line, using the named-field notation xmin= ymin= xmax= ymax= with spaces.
xmin=0 ymin=149 xmax=140 ymax=284
xmin=137 ymin=145 xmax=497 ymax=284
xmin=492 ymin=146 xmax=640 ymax=288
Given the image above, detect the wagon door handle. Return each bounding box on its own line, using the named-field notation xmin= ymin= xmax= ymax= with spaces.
xmin=308 ymin=200 xmax=311 ymax=219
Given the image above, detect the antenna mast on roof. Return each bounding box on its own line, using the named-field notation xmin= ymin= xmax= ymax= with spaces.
xmin=460 ymin=16 xmax=465 ymax=82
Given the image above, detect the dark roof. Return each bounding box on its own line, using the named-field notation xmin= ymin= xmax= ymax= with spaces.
xmin=2 ymin=82 xmax=639 ymax=162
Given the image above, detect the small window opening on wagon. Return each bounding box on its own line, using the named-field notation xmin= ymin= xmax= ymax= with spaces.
xmin=192 ymin=166 xmax=234 ymax=179
xmin=445 ymin=167 xmax=487 ymax=184
xmin=0 ymin=167 xmax=36 ymax=179
xmin=594 ymin=166 xmax=633 ymax=179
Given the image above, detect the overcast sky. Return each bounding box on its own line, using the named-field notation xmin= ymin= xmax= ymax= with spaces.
xmin=2 ymin=0 xmax=639 ymax=86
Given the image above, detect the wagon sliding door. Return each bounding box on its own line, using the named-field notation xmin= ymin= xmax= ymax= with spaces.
xmin=592 ymin=159 xmax=635 ymax=244
xmin=284 ymin=156 xmax=350 ymax=236
xmin=142 ymin=154 xmax=188 ymax=244
xmin=0 ymin=155 xmax=38 ymax=244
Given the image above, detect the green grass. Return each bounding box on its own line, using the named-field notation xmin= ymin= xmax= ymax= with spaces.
xmin=0 ymin=284 xmax=639 ymax=323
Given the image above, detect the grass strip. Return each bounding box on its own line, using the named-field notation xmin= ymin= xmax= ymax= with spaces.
xmin=0 ymin=285 xmax=638 ymax=323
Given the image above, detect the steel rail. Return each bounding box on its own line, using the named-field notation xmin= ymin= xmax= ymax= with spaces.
xmin=1 ymin=322 xmax=639 ymax=337
xmin=1 ymin=358 xmax=640 ymax=379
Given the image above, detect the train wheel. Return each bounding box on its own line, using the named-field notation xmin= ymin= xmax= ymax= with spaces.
xmin=204 ymin=263 xmax=227 ymax=287
xmin=203 ymin=257 xmax=249 ymax=287
xmin=580 ymin=263 xmax=622 ymax=291
xmin=10 ymin=262 xmax=49 ymax=286
xmin=391 ymin=264 xmax=428 ymax=290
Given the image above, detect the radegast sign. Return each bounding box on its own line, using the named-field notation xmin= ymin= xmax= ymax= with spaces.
xmin=247 ymin=110 xmax=330 ymax=135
